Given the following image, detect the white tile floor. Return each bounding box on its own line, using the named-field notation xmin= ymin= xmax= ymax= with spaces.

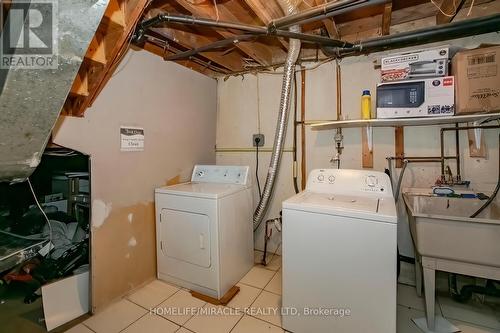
xmin=67 ymin=251 xmax=500 ymax=333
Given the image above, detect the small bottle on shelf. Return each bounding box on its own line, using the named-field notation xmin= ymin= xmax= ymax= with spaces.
xmin=361 ymin=90 xmax=371 ymax=120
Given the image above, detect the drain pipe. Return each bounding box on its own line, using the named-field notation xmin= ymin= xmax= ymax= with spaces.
xmin=323 ymin=13 xmax=500 ymax=57
xmin=253 ymin=0 xmax=302 ymax=231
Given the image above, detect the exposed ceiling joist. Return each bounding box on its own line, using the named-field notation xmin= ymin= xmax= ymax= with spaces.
xmin=382 ymin=1 xmax=393 ymax=35
xmin=171 ymin=0 xmax=283 ymax=65
xmin=436 ymin=0 xmax=467 ymax=24
xmin=242 ymin=0 xmax=289 ymax=49
xmin=150 ymin=26 xmax=245 ymax=72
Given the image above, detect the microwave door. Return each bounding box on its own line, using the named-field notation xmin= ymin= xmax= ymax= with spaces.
xmin=377 ymin=81 xmax=425 ymax=108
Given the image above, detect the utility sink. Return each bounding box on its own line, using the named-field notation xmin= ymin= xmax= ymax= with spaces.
xmin=403 ymin=193 xmax=500 ymax=332
xmin=403 ymin=194 xmax=500 ymax=267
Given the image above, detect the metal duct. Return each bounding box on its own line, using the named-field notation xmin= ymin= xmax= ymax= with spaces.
xmin=0 ymin=0 xmax=109 ymax=182
xmin=253 ymin=0 xmax=301 ymax=231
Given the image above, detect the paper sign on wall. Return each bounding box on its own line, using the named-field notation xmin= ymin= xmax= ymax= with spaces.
xmin=120 ymin=126 xmax=144 ymax=151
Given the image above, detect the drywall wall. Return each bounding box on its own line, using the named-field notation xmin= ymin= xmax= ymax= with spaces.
xmin=216 ymin=33 xmax=500 ymax=258
xmin=53 ymin=49 xmax=217 ymax=311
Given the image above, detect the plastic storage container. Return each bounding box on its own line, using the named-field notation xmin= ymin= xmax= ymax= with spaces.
xmin=361 ymin=90 xmax=371 ymax=119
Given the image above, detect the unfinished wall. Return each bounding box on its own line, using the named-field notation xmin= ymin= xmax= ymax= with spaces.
xmin=216 ymin=33 xmax=500 ymax=258
xmin=53 ymin=49 xmax=217 ymax=312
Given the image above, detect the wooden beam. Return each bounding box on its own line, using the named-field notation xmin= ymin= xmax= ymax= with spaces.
xmin=322 ymin=18 xmax=340 ymax=39
xmin=361 ymin=127 xmax=373 ymax=169
xmin=303 ymin=0 xmax=340 ymax=39
xmin=142 ymin=41 xmax=220 ymax=77
xmin=242 ymin=0 xmax=283 ymax=24
xmin=382 ymin=1 xmax=393 ymax=35
xmin=72 ymin=0 xmax=150 ymax=116
xmin=436 ymin=0 xmax=466 ymax=24
xmin=395 ymin=126 xmax=404 ymax=168
xmin=172 ymin=0 xmax=280 ymax=65
xmin=85 ymin=33 xmax=107 ymax=65
xmin=70 ymin=69 xmax=89 ymax=97
xmin=150 ymin=26 xmax=245 ymax=72
xmin=103 ymin=0 xmax=126 ymax=29
xmin=242 ymin=0 xmax=288 ymax=50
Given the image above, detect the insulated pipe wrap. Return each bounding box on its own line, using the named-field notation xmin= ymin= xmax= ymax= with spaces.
xmin=253 ymin=0 xmax=301 ymax=231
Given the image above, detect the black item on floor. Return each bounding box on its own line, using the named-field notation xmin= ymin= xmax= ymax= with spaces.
xmin=470 ymin=133 xmax=500 ymax=218
xmin=450 ymin=273 xmax=500 ymax=302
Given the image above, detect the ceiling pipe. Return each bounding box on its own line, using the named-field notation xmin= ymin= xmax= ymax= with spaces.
xmin=271 ymin=0 xmax=387 ymax=29
xmin=323 ymin=13 xmax=500 ymax=56
xmin=134 ymin=13 xmax=352 ymax=47
xmin=163 ymin=35 xmax=257 ymax=61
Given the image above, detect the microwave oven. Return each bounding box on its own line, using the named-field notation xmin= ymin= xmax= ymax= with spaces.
xmin=376 ymin=76 xmax=455 ymax=119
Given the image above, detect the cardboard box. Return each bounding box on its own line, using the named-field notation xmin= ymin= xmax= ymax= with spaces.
xmin=381 ymin=47 xmax=454 ymax=82
xmin=452 ymin=45 xmax=500 ymax=114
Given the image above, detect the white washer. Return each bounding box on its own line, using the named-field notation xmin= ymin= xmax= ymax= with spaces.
xmin=282 ymin=169 xmax=397 ymax=333
xmin=155 ymin=165 xmax=253 ymax=299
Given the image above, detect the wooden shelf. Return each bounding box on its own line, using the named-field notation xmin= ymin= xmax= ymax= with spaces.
xmin=310 ymin=112 xmax=500 ymax=130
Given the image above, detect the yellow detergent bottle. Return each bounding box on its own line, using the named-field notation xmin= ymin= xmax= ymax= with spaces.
xmin=361 ymin=90 xmax=371 ymax=120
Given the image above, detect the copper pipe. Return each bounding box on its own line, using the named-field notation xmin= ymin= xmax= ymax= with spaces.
xmin=300 ymin=68 xmax=306 ymax=190
xmin=387 ymin=156 xmax=456 ymax=160
xmin=336 ymin=62 xmax=342 ymax=121
xmin=440 ymin=124 xmax=500 ymax=181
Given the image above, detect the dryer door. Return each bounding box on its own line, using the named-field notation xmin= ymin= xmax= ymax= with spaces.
xmin=159 ymin=209 xmax=211 ymax=268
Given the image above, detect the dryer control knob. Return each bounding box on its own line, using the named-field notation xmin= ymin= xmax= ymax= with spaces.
xmin=317 ymin=174 xmax=324 ymax=182
xmin=366 ymin=175 xmax=378 ymax=187
xmin=328 ymin=175 xmax=335 ymax=184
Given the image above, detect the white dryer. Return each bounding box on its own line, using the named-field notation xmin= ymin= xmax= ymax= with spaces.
xmin=282 ymin=169 xmax=397 ymax=333
xmin=155 ymin=165 xmax=253 ymax=299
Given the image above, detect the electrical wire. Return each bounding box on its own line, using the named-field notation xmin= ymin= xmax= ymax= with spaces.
xmin=256 ymin=74 xmax=262 ymax=134
xmin=255 ymin=74 xmax=262 ymax=198
xmin=470 ymin=133 xmax=500 ymax=218
xmin=213 ymin=0 xmax=220 ymax=21
xmin=292 ymin=69 xmax=300 ymax=194
xmin=0 ymin=229 xmax=47 ymax=241
xmin=467 ymin=0 xmax=475 ymax=16
xmin=27 ymin=178 xmax=53 ymax=246
xmin=431 ymin=0 xmax=457 ymax=17
xmin=256 ymin=144 xmax=262 ymax=197
xmin=394 ymin=160 xmax=408 ymax=203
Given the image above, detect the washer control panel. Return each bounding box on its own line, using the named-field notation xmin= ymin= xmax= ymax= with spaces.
xmin=191 ymin=165 xmax=250 ymax=185
xmin=307 ymin=169 xmax=392 ymax=197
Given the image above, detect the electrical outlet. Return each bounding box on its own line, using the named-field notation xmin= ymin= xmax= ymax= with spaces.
xmin=253 ymin=134 xmax=264 ymax=147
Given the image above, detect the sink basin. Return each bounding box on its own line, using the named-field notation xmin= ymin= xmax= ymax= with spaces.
xmin=403 ymin=193 xmax=500 ymax=331
xmin=403 ymin=194 xmax=500 ymax=268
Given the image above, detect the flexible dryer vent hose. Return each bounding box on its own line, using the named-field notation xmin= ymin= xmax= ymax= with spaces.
xmin=253 ymin=0 xmax=302 ymax=231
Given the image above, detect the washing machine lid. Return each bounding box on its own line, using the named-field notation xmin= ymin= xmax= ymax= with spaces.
xmin=155 ymin=182 xmax=248 ymax=199
xmin=283 ymin=191 xmax=397 ymax=223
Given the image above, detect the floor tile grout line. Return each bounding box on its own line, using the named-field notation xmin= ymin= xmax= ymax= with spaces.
xmin=125 ymin=286 xmax=181 ymax=312
xmin=238 ymin=279 xmax=271 ymax=290
xmin=125 ymin=289 xmax=196 ymax=330
xmin=262 ymin=269 xmax=280 ymax=293
xmin=81 ymin=322 xmax=98 ymax=333
xmin=117 ymin=311 xmax=150 ymax=333
xmin=228 ymin=313 xmax=246 ymax=333
xmin=245 ymin=285 xmax=283 ymax=328
xmin=129 ymin=284 xmax=182 ymax=306
xmin=233 ymin=313 xmax=285 ymax=332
